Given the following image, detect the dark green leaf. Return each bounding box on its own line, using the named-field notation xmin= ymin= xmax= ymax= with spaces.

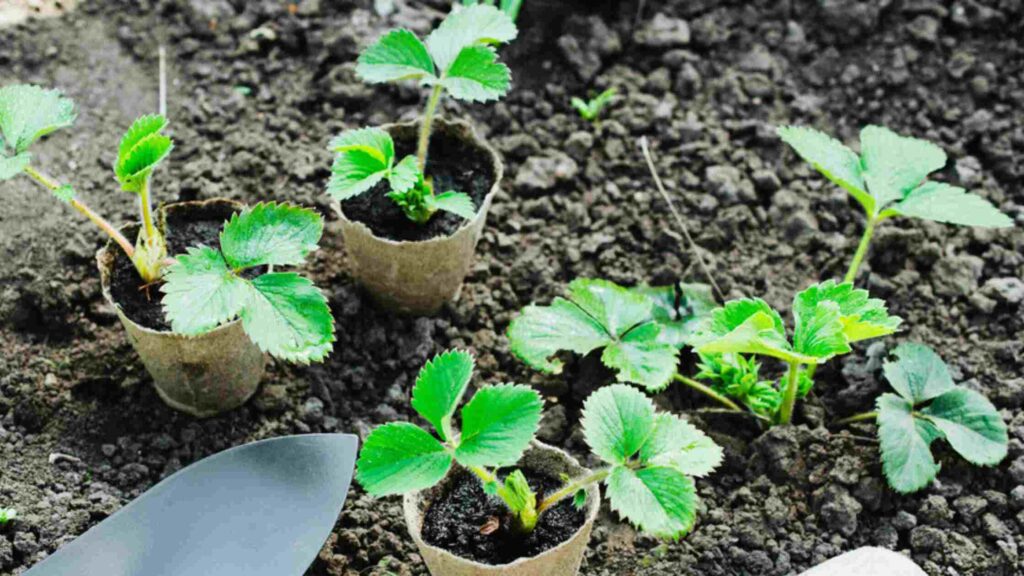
xmin=923 ymin=388 xmax=1007 ymax=467
xmin=877 ymin=393 xmax=942 ymax=494
xmin=883 ymin=343 xmax=955 ymax=405
xmin=161 ymin=246 xmax=252 ymax=335
xmin=605 ymin=465 xmax=697 ymax=539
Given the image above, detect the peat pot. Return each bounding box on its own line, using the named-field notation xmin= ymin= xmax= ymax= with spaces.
xmin=331 ymin=118 xmax=503 ymax=315
xmin=97 ymin=199 xmax=266 ymax=418
xmin=403 ymin=442 xmax=600 ymax=576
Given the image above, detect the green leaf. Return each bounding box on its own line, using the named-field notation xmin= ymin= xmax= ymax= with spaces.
xmin=922 ymin=388 xmax=1007 ymax=466
xmin=241 ymin=272 xmax=335 ymax=363
xmin=117 ymin=114 xmax=167 ymax=162
xmin=877 ymin=393 xmax=942 ymax=494
xmin=430 ymin=190 xmax=477 ymax=219
xmin=0 ymin=152 xmax=29 ymax=180
xmin=605 ymin=465 xmax=697 ymax=539
xmin=501 ymin=469 xmax=536 ymax=516
xmin=776 ymin=125 xmax=871 ymax=214
xmin=161 ymin=246 xmax=252 ymax=335
xmin=860 ymin=125 xmax=946 ymax=210
xmin=572 ymin=489 xmax=587 ymax=510
xmin=356 ymin=422 xmax=452 ymax=496
xmin=455 ymin=384 xmax=542 ymax=467
xmin=640 ymin=414 xmax=723 ymax=478
xmin=411 ymin=350 xmax=474 ymax=442
xmin=114 ymin=115 xmax=173 ymax=193
xmin=581 ymin=384 xmax=656 ymax=465
xmin=0 ymin=84 xmax=76 ymax=154
xmin=568 ymin=278 xmax=652 ymax=337
xmin=0 ymin=508 xmax=16 ymax=525
xmin=601 ymin=323 xmax=679 ymax=392
xmin=219 ymin=202 xmax=323 ymax=269
xmin=632 ymin=283 xmax=716 ymax=348
xmin=571 ymin=97 xmax=591 ymax=120
xmin=508 ymin=299 xmax=612 ymax=374
xmin=388 ymin=155 xmax=420 ymax=194
xmin=327 ymin=128 xmax=395 ymax=200
xmin=440 ymin=45 xmax=511 ymax=102
xmin=887 ymin=181 xmax=1013 ymax=228
xmin=696 ymin=299 xmax=809 ymax=364
xmin=356 ymin=29 xmax=436 ymax=84
xmin=791 ymin=299 xmax=848 ymax=360
xmin=794 ymin=280 xmax=901 ymax=345
xmin=883 ymin=343 xmax=955 ymax=405
xmin=425 ymin=4 xmax=518 ymax=72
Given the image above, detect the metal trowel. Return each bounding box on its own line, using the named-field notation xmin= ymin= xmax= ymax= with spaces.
xmin=25 ymin=433 xmax=358 ymax=576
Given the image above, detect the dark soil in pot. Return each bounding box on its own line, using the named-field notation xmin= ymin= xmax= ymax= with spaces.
xmin=339 ymin=124 xmax=496 ymax=242
xmin=421 ymin=468 xmax=586 ymax=565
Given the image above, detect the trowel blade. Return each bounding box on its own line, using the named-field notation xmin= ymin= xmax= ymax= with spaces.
xmin=25 ymin=433 xmax=358 ymax=576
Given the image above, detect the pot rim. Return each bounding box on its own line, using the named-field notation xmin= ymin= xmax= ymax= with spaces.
xmin=403 ymin=440 xmax=601 ymax=570
xmin=330 ymin=117 xmax=504 ymax=247
xmin=96 ymin=197 xmax=246 ymax=339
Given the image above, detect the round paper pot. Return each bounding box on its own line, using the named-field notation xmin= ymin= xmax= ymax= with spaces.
xmin=403 ymin=442 xmax=600 ymax=576
xmin=96 ymin=199 xmax=266 ymax=418
xmin=332 ymin=118 xmax=503 ymax=315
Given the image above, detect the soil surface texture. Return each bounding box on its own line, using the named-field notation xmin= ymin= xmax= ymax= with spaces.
xmin=2 ymin=1 xmax=1024 ymax=576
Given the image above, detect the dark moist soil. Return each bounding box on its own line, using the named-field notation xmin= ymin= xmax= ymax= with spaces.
xmin=422 ymin=468 xmax=585 ymax=565
xmin=2 ymin=1 xmax=1024 ymax=576
xmin=339 ymin=125 xmax=494 ymax=242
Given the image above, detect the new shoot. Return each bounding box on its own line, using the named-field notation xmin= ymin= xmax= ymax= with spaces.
xmin=571 ymin=87 xmax=617 ymax=123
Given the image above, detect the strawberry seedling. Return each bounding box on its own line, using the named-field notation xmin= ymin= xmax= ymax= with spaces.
xmin=0 ymin=508 xmax=15 ymax=525
xmin=357 ymin=350 xmax=722 ymax=539
xmin=571 ymin=87 xmax=617 ymax=123
xmin=777 ymin=125 xmax=1014 ymax=284
xmin=327 ymin=5 xmax=516 ymax=224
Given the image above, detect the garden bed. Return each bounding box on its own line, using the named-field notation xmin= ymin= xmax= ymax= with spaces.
xmin=1 ymin=0 xmax=1023 ymax=574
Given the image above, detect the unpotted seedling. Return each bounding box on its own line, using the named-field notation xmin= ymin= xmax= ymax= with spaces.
xmin=777 ymin=125 xmax=1014 ymax=284
xmin=0 ymin=508 xmax=15 ymax=525
xmin=326 ymin=5 xmax=515 ymax=314
xmin=357 ymin=350 xmax=721 ymax=575
xmin=835 ymin=343 xmax=1007 ymax=493
xmin=1 ymin=84 xmax=335 ymax=417
xmin=571 ymin=87 xmax=616 ymax=124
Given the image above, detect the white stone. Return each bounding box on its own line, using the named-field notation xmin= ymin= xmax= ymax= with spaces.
xmin=799 ymin=547 xmax=925 ymax=576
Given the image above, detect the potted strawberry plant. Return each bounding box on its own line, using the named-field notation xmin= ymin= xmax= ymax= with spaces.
xmin=325 ymin=5 xmax=515 ymax=314
xmin=357 ymin=350 xmax=721 ymax=575
xmin=1 ymin=85 xmax=335 ymax=417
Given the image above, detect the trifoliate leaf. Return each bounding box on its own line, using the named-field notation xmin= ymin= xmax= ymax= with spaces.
xmin=922 ymin=388 xmax=1007 ymax=467
xmin=356 ymin=422 xmax=452 ymax=496
xmin=454 ymin=384 xmax=542 ymax=467
xmin=581 ymin=384 xmax=656 ymax=465
xmin=327 ymin=128 xmax=395 ymax=200
xmin=605 ymin=465 xmax=697 ymax=539
xmin=440 ymin=45 xmax=511 ymax=102
xmin=695 ymin=299 xmax=808 ymax=364
xmin=507 ymin=299 xmax=610 ymax=373
xmin=632 ymin=283 xmax=716 ymax=348
xmin=501 ymin=470 xmax=536 ymax=516
xmin=425 ymin=4 xmax=518 ymax=72
xmin=860 ymin=125 xmax=946 ymax=210
xmin=794 ymin=280 xmax=902 ymax=344
xmin=883 ymin=343 xmax=955 ymax=405
xmin=569 ymin=278 xmax=651 ymax=337
xmin=776 ymin=125 xmax=871 ymax=214
xmin=114 ymin=115 xmax=172 ymax=193
xmin=601 ymin=323 xmax=679 ymax=392
xmin=0 ymin=84 xmax=76 ymax=154
xmin=887 ymin=181 xmax=1013 ymax=228
xmin=0 ymin=152 xmax=29 ymax=180
xmin=161 ymin=246 xmax=252 ymax=335
xmin=430 ymin=190 xmax=476 ymax=219
xmin=877 ymin=393 xmax=942 ymax=494
xmin=219 ymin=202 xmax=323 ymax=269
xmin=241 ymin=272 xmax=335 ymax=363
xmin=52 ymin=184 xmax=75 ymax=203
xmin=411 ymin=350 xmax=474 ymax=442
xmin=388 ymin=155 xmax=420 ymax=194
xmin=640 ymin=414 xmax=723 ymax=478
xmin=356 ymin=29 xmax=437 ymax=84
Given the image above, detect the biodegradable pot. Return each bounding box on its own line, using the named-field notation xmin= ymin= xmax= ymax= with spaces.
xmin=331 ymin=118 xmax=503 ymax=315
xmin=403 ymin=442 xmax=600 ymax=576
xmin=97 ymin=199 xmax=266 ymax=418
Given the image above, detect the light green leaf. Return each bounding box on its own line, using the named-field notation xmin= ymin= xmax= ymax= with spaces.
xmin=640 ymin=414 xmax=723 ymax=477
xmin=887 ymin=181 xmax=1013 ymax=228
xmin=508 ymin=299 xmax=612 ymax=375
xmin=356 ymin=29 xmax=436 ymax=84
xmin=883 ymin=343 xmax=955 ymax=405
xmin=0 ymin=84 xmax=76 ymax=154
xmin=0 ymin=152 xmax=29 ymax=180
xmin=326 ymin=128 xmax=394 ymax=200
xmin=877 ymin=393 xmax=942 ymax=494
xmin=581 ymin=384 xmax=655 ymax=465
xmin=356 ymin=422 xmax=452 ymax=496
xmin=777 ymin=125 xmax=872 ymax=214
xmin=241 ymin=272 xmax=335 ymax=363
xmin=455 ymin=384 xmax=542 ymax=467
xmin=860 ymin=125 xmax=946 ymax=209
xmin=411 ymin=350 xmax=474 ymax=442
xmin=440 ymin=45 xmax=511 ymax=102
xmin=114 ymin=115 xmax=173 ymax=193
xmin=430 ymin=190 xmax=477 ymax=219
xmin=601 ymin=323 xmax=679 ymax=392
xmin=219 ymin=202 xmax=323 ymax=269
xmin=388 ymin=154 xmax=420 ymax=194
xmin=161 ymin=246 xmax=252 ymax=335
xmin=696 ymin=299 xmax=808 ymax=363
xmin=426 ymin=4 xmax=518 ymax=71
xmin=794 ymin=280 xmax=902 ymax=345
xmin=922 ymin=388 xmax=1007 ymax=466
xmin=0 ymin=508 xmax=16 ymax=525
xmin=792 ymin=299 xmax=848 ymax=360
xmin=117 ymin=114 xmax=167 ymax=162
xmin=501 ymin=470 xmax=536 ymax=516
xmin=606 ymin=465 xmax=697 ymax=539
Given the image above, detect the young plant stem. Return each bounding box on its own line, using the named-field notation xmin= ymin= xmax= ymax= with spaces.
xmin=466 ymin=465 xmax=538 ymax=533
xmin=139 ymin=177 xmax=158 ymax=243
xmin=23 ymin=166 xmax=135 ymax=258
xmin=777 ymin=361 xmax=803 ymax=425
xmin=537 ymin=468 xmax=610 ymax=514
xmin=416 ymin=83 xmax=444 ymax=172
xmin=835 ymin=411 xmax=878 ymax=426
xmin=673 ymin=374 xmax=744 ymax=412
xmin=845 ymin=216 xmax=877 ymax=284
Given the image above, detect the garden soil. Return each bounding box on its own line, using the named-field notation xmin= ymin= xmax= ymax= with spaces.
xmin=1 ymin=1 xmax=1023 ymax=575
